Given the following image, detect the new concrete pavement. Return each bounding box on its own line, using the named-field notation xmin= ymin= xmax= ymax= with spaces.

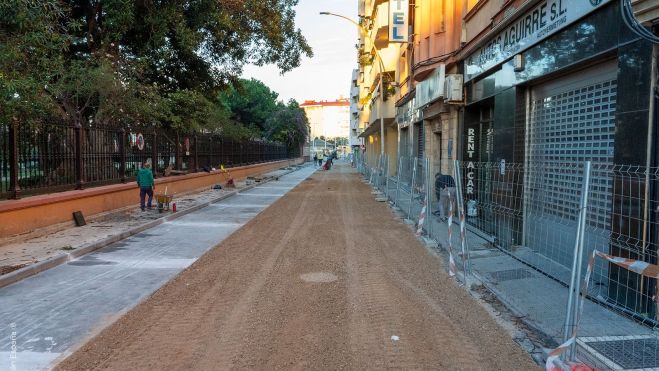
xmin=0 ymin=165 xmax=316 ymax=371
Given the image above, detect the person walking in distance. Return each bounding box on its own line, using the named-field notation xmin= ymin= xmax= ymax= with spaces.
xmin=137 ymin=161 xmax=155 ymax=211
xmin=313 ymin=153 xmax=318 ymax=167
xmin=433 ymin=172 xmax=456 ymax=221
xmin=318 ymin=152 xmax=324 ymax=167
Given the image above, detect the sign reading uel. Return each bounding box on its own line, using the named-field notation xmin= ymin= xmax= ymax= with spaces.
xmin=389 ymin=0 xmax=408 ymax=43
xmin=465 ymin=0 xmax=611 ymax=81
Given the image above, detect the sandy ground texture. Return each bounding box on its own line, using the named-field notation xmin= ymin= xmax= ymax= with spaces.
xmin=55 ymin=163 xmax=539 ymax=371
xmin=0 ymin=169 xmax=291 ymax=276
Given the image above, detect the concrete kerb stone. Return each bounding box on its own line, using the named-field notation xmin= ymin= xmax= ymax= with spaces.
xmin=0 ymin=165 xmax=305 ymax=290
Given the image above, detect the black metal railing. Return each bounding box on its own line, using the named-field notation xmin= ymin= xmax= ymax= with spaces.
xmin=0 ymin=121 xmax=295 ymax=199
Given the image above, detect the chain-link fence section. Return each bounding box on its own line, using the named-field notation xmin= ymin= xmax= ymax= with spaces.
xmin=360 ymin=155 xmax=659 ymax=369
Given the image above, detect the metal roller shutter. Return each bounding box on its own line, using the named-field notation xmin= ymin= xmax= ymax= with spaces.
xmin=525 ymin=61 xmax=617 ymax=275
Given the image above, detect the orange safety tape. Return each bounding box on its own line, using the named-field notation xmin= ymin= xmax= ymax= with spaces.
xmin=546 ymin=250 xmax=597 ymax=371
xmin=446 ymin=190 xmax=457 ymax=277
xmin=595 ymin=251 xmax=659 ymax=279
xmin=416 ymin=193 xmax=427 ymax=237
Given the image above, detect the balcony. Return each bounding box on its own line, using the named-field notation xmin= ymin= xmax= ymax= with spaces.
xmin=351 ymin=85 xmax=359 ymax=99
xmin=372 ymin=2 xmax=389 ymax=49
xmin=367 ymin=96 xmax=396 ymax=125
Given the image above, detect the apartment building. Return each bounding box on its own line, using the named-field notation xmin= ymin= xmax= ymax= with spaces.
xmin=349 ymin=69 xmax=364 ymax=152
xmin=394 ymin=0 xmax=466 ymax=179
xmin=300 ymin=99 xmax=350 ymax=142
xmin=355 ymin=0 xmax=401 ymax=170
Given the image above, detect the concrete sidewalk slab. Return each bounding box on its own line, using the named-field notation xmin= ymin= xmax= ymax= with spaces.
xmin=0 ymin=165 xmax=316 ymax=371
xmin=0 ymin=166 xmax=304 ymax=290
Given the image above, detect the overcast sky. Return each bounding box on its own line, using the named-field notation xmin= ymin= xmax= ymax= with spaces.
xmin=241 ymin=0 xmax=358 ymax=103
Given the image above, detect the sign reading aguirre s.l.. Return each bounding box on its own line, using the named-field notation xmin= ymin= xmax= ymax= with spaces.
xmin=464 ymin=0 xmax=610 ymax=81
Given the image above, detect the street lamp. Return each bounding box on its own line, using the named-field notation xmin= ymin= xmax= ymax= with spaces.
xmin=320 ymin=11 xmax=386 ymax=156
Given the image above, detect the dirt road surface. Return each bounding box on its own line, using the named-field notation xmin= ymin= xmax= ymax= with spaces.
xmin=56 ymin=164 xmax=538 ymax=370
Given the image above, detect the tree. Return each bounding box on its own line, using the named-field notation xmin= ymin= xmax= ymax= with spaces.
xmin=265 ymin=99 xmax=309 ymax=151
xmin=219 ymin=78 xmax=308 ymax=150
xmin=0 ymin=0 xmax=74 ymax=125
xmin=219 ymin=79 xmax=279 ymax=134
xmin=1 ymin=0 xmax=313 ymax=132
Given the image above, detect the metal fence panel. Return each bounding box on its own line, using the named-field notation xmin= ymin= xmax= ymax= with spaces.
xmin=0 ymin=121 xmax=292 ymax=200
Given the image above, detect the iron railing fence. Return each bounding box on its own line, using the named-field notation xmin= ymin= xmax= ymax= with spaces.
xmin=0 ymin=121 xmax=293 ymax=199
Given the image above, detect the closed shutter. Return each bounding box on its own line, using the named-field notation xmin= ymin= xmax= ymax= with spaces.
xmin=526 ymin=61 xmax=617 ymax=274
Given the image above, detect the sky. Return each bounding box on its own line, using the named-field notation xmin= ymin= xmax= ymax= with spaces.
xmin=241 ymin=0 xmax=358 ymax=103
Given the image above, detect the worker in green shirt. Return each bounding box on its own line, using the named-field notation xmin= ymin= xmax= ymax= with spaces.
xmin=137 ymin=161 xmax=155 ymax=211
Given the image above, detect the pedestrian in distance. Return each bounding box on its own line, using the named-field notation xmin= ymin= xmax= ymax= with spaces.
xmin=313 ymin=153 xmax=318 ymax=167
xmin=137 ymin=161 xmax=155 ymax=211
xmin=433 ymin=172 xmax=456 ymax=221
xmin=318 ymin=152 xmax=324 ymax=167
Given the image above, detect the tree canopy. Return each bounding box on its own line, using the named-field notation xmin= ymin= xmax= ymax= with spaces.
xmin=219 ymin=78 xmax=309 ymax=150
xmin=1 ymin=0 xmax=312 ymax=143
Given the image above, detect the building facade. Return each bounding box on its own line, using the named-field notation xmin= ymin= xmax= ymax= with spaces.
xmin=459 ymin=0 xmax=656 ymax=316
xmin=351 ymin=0 xmax=658 ymax=323
xmin=349 ymin=69 xmax=365 ymax=151
xmin=300 ymin=99 xmax=350 ymax=141
xmin=355 ymin=0 xmax=401 ymax=170
xmin=394 ymin=0 xmax=466 ymax=180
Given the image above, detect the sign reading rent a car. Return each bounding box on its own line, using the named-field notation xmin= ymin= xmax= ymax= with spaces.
xmin=389 ymin=0 xmax=408 ymax=43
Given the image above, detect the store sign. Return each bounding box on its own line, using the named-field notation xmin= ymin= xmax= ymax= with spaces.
xmin=416 ymin=64 xmax=446 ymax=109
xmin=465 ymin=128 xmax=476 ymax=195
xmin=465 ymin=0 xmax=611 ymax=81
xmin=396 ymin=96 xmax=420 ymax=129
xmin=389 ymin=0 xmax=408 ymax=42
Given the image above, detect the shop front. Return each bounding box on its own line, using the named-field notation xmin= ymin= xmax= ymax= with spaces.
xmin=461 ymin=0 xmax=655 ymax=315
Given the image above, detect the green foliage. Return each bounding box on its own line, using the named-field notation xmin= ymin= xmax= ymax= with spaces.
xmin=220 ymin=79 xmax=279 ymax=133
xmin=1 ymin=0 xmax=312 ymax=138
xmin=0 ymin=0 xmax=74 ymax=124
xmin=265 ymin=99 xmax=309 ymax=149
xmin=220 ymin=78 xmax=308 ymax=148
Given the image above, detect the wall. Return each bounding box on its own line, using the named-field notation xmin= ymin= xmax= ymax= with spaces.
xmin=385 ymin=125 xmax=398 ymax=175
xmin=0 ymin=159 xmax=302 ymax=237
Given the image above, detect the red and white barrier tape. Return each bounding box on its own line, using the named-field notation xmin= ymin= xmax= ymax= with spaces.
xmin=445 ymin=190 xmax=457 ymax=277
xmin=544 ymin=250 xmax=600 ymax=370
xmin=594 ymin=251 xmax=659 ymax=279
xmin=458 ymin=199 xmax=467 ymax=266
xmin=416 ymin=193 xmax=427 ymax=236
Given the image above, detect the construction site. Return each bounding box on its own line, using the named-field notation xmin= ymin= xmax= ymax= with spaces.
xmin=0 ymin=163 xmax=545 ymax=370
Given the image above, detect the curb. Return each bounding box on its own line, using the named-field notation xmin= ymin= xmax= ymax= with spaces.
xmin=0 ymin=165 xmax=306 ymax=290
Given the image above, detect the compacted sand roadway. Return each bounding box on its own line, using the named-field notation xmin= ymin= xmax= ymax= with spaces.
xmin=56 ymin=163 xmax=538 ymax=371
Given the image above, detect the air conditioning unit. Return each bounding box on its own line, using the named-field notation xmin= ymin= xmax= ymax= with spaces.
xmin=444 ymin=74 xmax=464 ymax=103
